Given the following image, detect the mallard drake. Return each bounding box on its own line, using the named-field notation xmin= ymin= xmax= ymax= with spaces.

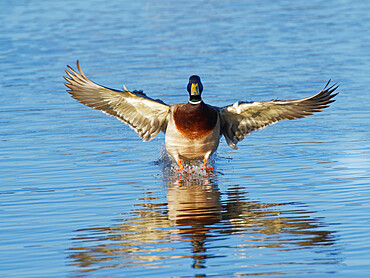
xmin=64 ymin=61 xmax=338 ymax=170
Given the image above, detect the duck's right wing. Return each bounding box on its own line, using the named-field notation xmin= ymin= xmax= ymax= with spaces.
xmin=64 ymin=61 xmax=171 ymax=141
xmin=219 ymin=81 xmax=338 ymax=149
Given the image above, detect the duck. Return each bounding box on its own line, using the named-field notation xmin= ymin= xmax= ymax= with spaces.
xmin=64 ymin=61 xmax=338 ymax=170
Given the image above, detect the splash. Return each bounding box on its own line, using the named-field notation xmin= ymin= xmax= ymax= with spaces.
xmin=155 ymin=145 xmax=218 ymax=186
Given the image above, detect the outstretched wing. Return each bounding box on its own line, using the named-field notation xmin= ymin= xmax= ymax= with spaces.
xmin=64 ymin=61 xmax=171 ymax=141
xmin=220 ymin=81 xmax=338 ymax=149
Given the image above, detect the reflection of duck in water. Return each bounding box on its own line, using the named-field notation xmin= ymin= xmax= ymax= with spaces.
xmin=69 ymin=170 xmax=336 ymax=273
xmin=167 ymin=175 xmax=222 ymax=227
xmin=64 ymin=61 xmax=338 ymax=170
xmin=166 ymin=172 xmax=222 ymax=268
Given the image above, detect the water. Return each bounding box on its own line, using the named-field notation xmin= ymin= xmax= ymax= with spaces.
xmin=1 ymin=0 xmax=370 ymax=277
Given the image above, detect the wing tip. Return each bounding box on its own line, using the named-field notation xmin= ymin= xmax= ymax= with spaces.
xmin=322 ymin=80 xmax=339 ymax=94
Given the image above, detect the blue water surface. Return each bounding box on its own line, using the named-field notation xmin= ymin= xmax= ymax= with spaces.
xmin=1 ymin=0 xmax=370 ymax=277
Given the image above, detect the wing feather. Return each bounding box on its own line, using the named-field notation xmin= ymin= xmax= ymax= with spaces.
xmin=220 ymin=81 xmax=338 ymax=149
xmin=64 ymin=61 xmax=170 ymax=141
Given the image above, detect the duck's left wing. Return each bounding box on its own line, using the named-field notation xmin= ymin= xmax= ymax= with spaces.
xmin=219 ymin=81 xmax=338 ymax=149
xmin=64 ymin=61 xmax=170 ymax=141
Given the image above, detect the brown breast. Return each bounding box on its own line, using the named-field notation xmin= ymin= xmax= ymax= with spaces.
xmin=173 ymin=102 xmax=218 ymax=140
